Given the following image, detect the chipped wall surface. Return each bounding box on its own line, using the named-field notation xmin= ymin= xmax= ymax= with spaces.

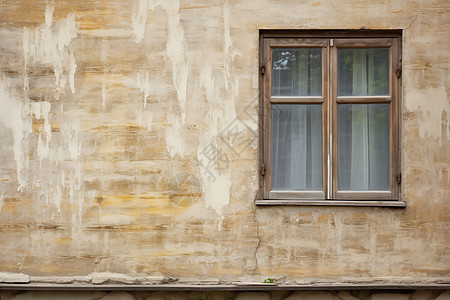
xmin=0 ymin=0 xmax=449 ymax=288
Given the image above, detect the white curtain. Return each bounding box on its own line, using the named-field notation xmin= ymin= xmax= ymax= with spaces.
xmin=271 ymin=105 xmax=322 ymax=190
xmin=272 ymin=48 xmax=322 ymax=96
xmin=271 ymin=48 xmax=323 ymax=190
xmin=337 ymin=49 xmax=390 ymax=191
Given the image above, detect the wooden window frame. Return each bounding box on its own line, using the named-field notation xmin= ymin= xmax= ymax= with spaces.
xmin=257 ymin=30 xmax=404 ymax=207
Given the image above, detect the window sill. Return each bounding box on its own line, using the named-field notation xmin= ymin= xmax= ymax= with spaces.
xmin=255 ymin=199 xmax=406 ymax=207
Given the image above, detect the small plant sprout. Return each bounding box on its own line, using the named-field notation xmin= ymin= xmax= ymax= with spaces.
xmin=263 ymin=277 xmax=274 ymax=283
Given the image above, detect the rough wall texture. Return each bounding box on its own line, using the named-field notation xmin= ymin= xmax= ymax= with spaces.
xmin=0 ymin=0 xmax=449 ymax=289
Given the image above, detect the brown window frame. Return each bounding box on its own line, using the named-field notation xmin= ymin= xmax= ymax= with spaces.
xmin=257 ymin=30 xmax=404 ymax=207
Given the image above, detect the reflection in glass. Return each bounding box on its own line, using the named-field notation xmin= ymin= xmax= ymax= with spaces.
xmin=271 ymin=48 xmax=322 ymax=96
xmin=338 ymin=48 xmax=389 ymax=96
xmin=271 ymin=104 xmax=322 ymax=190
xmin=337 ymin=104 xmax=390 ymax=191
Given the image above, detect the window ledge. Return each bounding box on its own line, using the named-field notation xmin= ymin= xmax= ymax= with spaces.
xmin=255 ymin=199 xmax=406 ymax=207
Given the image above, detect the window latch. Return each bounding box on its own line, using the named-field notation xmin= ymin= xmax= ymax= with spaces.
xmin=396 ymin=66 xmax=402 ymax=78
xmin=396 ymin=173 xmax=401 ymax=184
xmin=260 ymin=164 xmax=265 ymax=176
xmin=260 ymin=65 xmax=265 ymax=75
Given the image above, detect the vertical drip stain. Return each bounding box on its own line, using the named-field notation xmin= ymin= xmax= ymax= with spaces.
xmin=22 ymin=6 xmax=77 ymax=96
xmin=132 ymin=0 xmax=149 ymax=44
xmin=0 ymin=6 xmax=83 ymax=215
xmin=31 ymin=101 xmax=52 ymax=166
xmin=101 ymin=82 xmax=107 ymax=110
xmin=158 ymin=0 xmax=188 ymax=157
xmin=166 ymin=113 xmax=183 ymax=158
xmin=0 ymin=76 xmax=32 ymax=191
xmin=195 ymin=0 xmax=238 ymax=219
xmin=136 ymin=71 xmax=153 ymax=130
xmin=164 ymin=0 xmax=188 ymax=125
xmin=223 ymin=0 xmax=232 ymax=89
xmin=132 ymin=0 xmax=187 ymax=157
xmin=137 ymin=71 xmax=150 ymax=108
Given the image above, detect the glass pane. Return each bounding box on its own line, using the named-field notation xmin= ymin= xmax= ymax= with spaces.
xmin=271 ymin=104 xmax=322 ymax=190
xmin=337 ymin=104 xmax=390 ymax=191
xmin=338 ymin=48 xmax=389 ymax=96
xmin=271 ymin=48 xmax=322 ymax=96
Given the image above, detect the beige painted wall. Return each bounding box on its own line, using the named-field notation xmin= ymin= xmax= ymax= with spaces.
xmin=0 ymin=0 xmax=448 ymax=286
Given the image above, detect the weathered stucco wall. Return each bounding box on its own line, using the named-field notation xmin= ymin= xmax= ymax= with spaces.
xmin=0 ymin=0 xmax=448 ymax=288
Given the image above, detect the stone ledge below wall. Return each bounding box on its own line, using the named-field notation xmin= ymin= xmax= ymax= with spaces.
xmin=0 ymin=272 xmax=449 ymax=291
xmin=1 ymin=290 xmax=450 ymax=300
xmin=1 ymin=283 xmax=450 ymax=291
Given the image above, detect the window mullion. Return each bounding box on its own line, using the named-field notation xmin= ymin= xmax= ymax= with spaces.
xmin=329 ymin=39 xmax=338 ymax=200
xmin=325 ymin=40 xmax=332 ymax=200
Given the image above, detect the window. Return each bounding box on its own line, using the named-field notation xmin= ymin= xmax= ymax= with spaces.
xmin=258 ymin=30 xmax=404 ymax=207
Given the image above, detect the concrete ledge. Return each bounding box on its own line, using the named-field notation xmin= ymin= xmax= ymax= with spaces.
xmin=0 ymin=273 xmax=30 ymax=284
xmin=0 ymin=283 xmax=448 ymax=291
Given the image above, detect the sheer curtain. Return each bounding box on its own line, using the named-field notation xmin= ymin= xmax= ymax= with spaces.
xmin=271 ymin=105 xmax=322 ymax=190
xmin=271 ymin=48 xmax=322 ymax=190
xmin=272 ymin=48 xmax=321 ymax=97
xmin=337 ymin=49 xmax=390 ymax=191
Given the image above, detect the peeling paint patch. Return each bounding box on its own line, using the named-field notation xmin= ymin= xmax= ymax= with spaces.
xmin=223 ymin=0 xmax=232 ymax=88
xmin=31 ymin=101 xmax=52 ymax=165
xmin=0 ymin=76 xmax=32 ymax=191
xmin=137 ymin=71 xmax=150 ymax=108
xmin=164 ymin=0 xmax=189 ymax=124
xmin=22 ymin=6 xmax=77 ymax=96
xmin=0 ymin=76 xmax=83 ymax=213
xmin=405 ymin=86 xmax=449 ymax=141
xmin=138 ymin=109 xmax=153 ymax=131
xmin=193 ymin=2 xmax=241 ymax=218
xmin=136 ymin=67 xmax=153 ymax=131
xmin=132 ymin=0 xmax=149 ymax=43
xmin=165 ymin=113 xmax=183 ymax=158
xmin=0 ymin=193 xmax=4 ymax=212
xmin=101 ymin=82 xmax=107 ymax=110
xmin=206 ymin=169 xmax=231 ymax=221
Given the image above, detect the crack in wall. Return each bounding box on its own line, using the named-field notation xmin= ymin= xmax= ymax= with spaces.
xmin=405 ymin=13 xmax=420 ymax=30
xmin=251 ymin=204 xmax=261 ymax=275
